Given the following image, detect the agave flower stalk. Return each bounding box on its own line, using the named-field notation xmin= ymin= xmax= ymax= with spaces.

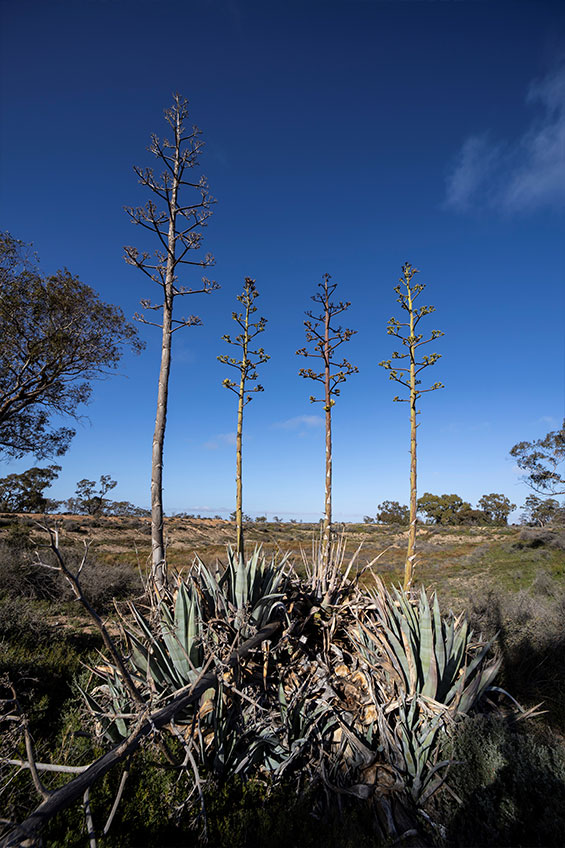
xmin=219 ymin=278 xmax=269 ymax=559
xmin=124 ymin=94 xmax=218 ymax=594
xmin=297 ymin=273 xmax=358 ymax=579
xmin=379 ymin=263 xmax=444 ymax=591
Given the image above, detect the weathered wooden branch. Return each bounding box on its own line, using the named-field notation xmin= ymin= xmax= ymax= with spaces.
xmin=35 ymin=526 xmax=145 ymax=707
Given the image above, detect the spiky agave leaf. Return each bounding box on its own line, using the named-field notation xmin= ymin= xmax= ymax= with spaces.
xmin=356 ymin=576 xmax=499 ymax=711
xmin=220 ymin=546 xmax=289 ymax=631
xmin=347 ymin=576 xmax=501 ymax=804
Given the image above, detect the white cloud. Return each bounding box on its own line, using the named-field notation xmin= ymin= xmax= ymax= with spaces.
xmin=203 ymin=432 xmax=236 ymax=450
xmin=445 ymin=65 xmax=565 ymax=213
xmin=444 ymin=134 xmax=503 ymax=211
xmin=273 ymin=414 xmax=324 ymax=431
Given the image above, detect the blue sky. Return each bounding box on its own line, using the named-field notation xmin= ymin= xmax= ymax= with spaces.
xmin=1 ymin=0 xmax=563 ymax=521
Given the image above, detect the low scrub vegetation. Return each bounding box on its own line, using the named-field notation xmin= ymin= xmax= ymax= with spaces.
xmin=0 ymin=522 xmax=563 ymax=846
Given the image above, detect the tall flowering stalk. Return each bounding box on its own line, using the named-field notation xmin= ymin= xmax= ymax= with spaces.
xmin=219 ymin=278 xmax=269 ymax=559
xmin=379 ymin=263 xmax=444 ymax=591
xmin=297 ymin=273 xmax=357 ymax=580
xmin=124 ymin=94 xmax=218 ymax=593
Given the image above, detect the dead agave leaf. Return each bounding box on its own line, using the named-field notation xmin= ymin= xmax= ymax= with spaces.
xmin=351 ymin=669 xmax=369 ymax=689
xmin=199 ymin=699 xmax=214 ymax=720
xmin=364 ymin=703 xmax=378 ymax=724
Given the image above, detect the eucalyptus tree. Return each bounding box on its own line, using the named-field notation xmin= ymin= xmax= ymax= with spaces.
xmin=218 ymin=278 xmax=269 ymax=559
xmin=379 ymin=263 xmax=444 ymax=591
xmin=297 ymin=273 xmax=357 ymax=577
xmin=66 ymin=475 xmax=117 ymax=516
xmin=0 ymin=465 xmax=61 ymax=513
xmin=477 ymin=493 xmax=516 ymax=525
xmin=124 ymin=94 xmax=218 ymax=593
xmin=0 ymin=233 xmax=142 ymax=461
xmin=510 ymin=420 xmax=565 ymax=496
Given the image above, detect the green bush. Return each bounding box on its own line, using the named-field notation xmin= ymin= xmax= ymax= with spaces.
xmin=434 ymin=715 xmax=565 ymax=847
xmin=467 ymin=582 xmax=565 ymax=729
xmin=43 ymin=766 xmax=383 ymax=848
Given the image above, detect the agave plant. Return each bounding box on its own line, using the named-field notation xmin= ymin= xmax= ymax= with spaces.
xmin=344 ymin=577 xmax=501 ymax=804
xmin=130 ymin=578 xmax=205 ymax=692
xmin=302 ymin=530 xmax=370 ymax=609
xmin=79 ymin=577 xmax=208 ymax=743
xmin=219 ymin=546 xmax=289 ymax=632
xmin=354 ymin=577 xmax=500 ymax=710
xmin=81 ymin=550 xmax=289 ymax=745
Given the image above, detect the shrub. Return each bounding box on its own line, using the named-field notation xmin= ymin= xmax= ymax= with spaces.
xmin=79 ymin=560 xmax=142 ymax=611
xmin=467 ymin=582 xmax=565 ymax=729
xmin=513 ymin=528 xmax=565 ymax=550
xmin=434 ymin=715 xmax=565 ymax=847
xmin=0 ymin=542 xmax=61 ymax=600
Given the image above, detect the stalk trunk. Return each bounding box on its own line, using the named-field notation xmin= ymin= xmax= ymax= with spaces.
xmin=405 ymin=287 xmax=417 ymax=592
xmin=151 ymin=300 xmax=172 ymax=593
xmin=322 ymin=284 xmax=332 ymax=583
xmin=235 ymin=300 xmax=250 ymax=561
xmin=235 ymin=376 xmax=245 ymax=560
xmin=151 ymin=113 xmax=181 ymax=594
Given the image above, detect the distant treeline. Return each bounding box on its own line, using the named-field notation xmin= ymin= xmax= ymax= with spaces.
xmin=365 ymin=493 xmax=564 ymax=527
xmin=1 ymin=466 xmax=563 ymax=528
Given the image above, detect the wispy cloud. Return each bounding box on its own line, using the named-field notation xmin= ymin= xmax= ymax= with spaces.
xmin=444 ymin=134 xmax=503 ymax=211
xmin=203 ymin=432 xmax=236 ymax=450
xmin=273 ymin=414 xmax=324 ymax=432
xmin=445 ymin=65 xmax=565 ymax=213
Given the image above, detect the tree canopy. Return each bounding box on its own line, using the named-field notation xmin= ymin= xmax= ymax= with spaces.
xmin=0 ymin=465 xmax=61 ymax=513
xmin=0 ymin=233 xmax=143 ymax=460
xmin=376 ymin=500 xmax=409 ymax=525
xmin=510 ymin=421 xmax=565 ymax=496
xmin=417 ymin=493 xmax=471 ymax=525
xmin=521 ymin=494 xmax=564 ymax=527
xmin=66 ymin=475 xmax=117 ymax=516
xmin=477 ymin=493 xmax=516 ymax=526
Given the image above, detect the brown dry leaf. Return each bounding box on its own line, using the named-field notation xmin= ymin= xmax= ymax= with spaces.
xmin=364 ymin=703 xmax=378 ymax=724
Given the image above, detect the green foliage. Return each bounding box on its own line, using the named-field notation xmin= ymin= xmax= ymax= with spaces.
xmin=103 ymin=500 xmax=150 ymax=517
xmin=221 ymin=547 xmax=287 ymax=630
xmin=435 ymin=716 xmax=565 ymax=847
xmin=66 ymin=474 xmax=117 ymax=516
xmin=0 ymin=465 xmax=61 ymax=513
xmin=359 ymin=580 xmax=499 ymax=708
xmin=417 ymin=492 xmax=473 ymax=525
xmin=352 ymin=579 xmax=500 ymax=803
xmin=0 ymin=232 xmax=143 ymax=460
xmin=510 ymin=419 xmax=565 ymax=496
xmin=376 ymin=500 xmax=409 ymax=524
xmin=83 ymin=550 xmax=288 ymax=745
xmin=201 ymin=778 xmax=380 ymax=848
xmin=467 ymin=579 xmax=565 ymax=730
xmin=521 ymin=493 xmax=565 ymax=526
xmin=478 ymin=492 xmax=516 ymax=525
